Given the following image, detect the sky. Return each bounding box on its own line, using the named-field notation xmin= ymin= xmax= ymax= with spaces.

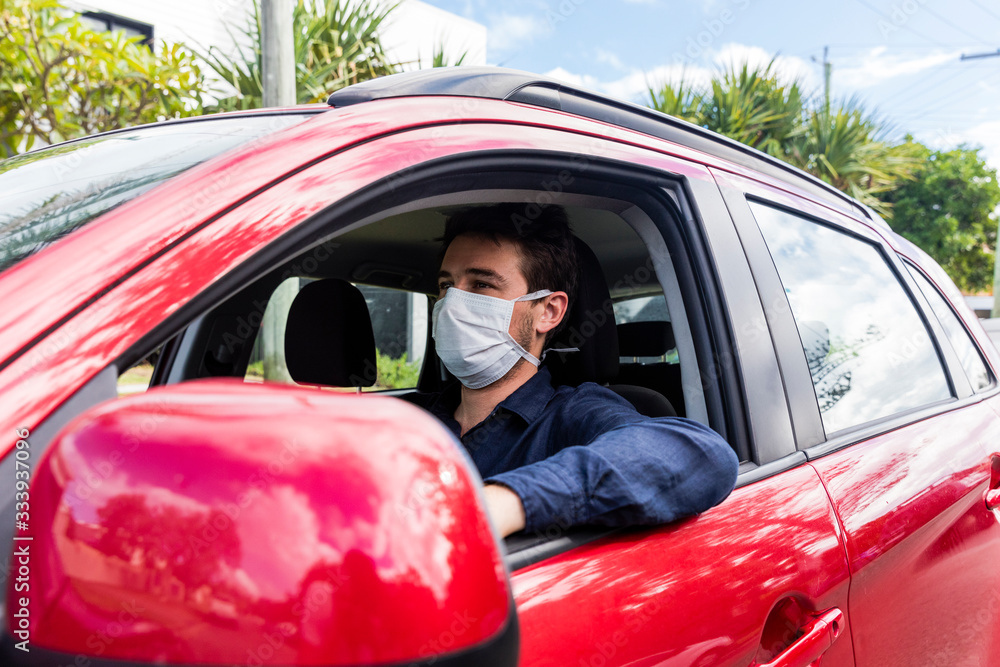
xmin=420 ymin=0 xmax=1000 ymax=168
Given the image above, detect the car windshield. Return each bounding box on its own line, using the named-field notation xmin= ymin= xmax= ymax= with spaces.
xmin=0 ymin=113 xmax=314 ymax=275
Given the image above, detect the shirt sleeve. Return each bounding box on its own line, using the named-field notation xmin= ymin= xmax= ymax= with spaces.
xmin=485 ymin=388 xmax=739 ymax=533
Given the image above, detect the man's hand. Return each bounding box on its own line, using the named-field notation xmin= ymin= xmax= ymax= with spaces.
xmin=483 ymin=483 xmax=526 ymax=537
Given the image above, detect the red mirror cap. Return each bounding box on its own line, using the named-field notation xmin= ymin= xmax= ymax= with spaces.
xmin=5 ymin=380 xmax=515 ymax=666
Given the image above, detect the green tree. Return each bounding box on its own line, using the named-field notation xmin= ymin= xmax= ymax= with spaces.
xmin=883 ymin=141 xmax=1000 ymax=293
xmin=0 ymin=0 xmax=204 ymax=156
xmin=200 ymin=0 xmax=399 ymax=110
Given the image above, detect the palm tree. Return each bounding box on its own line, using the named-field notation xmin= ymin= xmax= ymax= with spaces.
xmin=200 ymin=0 xmax=400 ymax=110
xmin=648 ymin=60 xmax=804 ymax=159
xmin=646 ymin=60 xmax=917 ymax=218
xmin=647 ymin=75 xmax=703 ymax=124
xmin=786 ymin=98 xmax=919 ymax=217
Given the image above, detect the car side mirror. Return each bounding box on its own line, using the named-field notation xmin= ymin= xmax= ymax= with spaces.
xmin=4 ymin=380 xmax=518 ymax=666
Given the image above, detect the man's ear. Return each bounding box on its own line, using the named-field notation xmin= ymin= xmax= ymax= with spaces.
xmin=535 ymin=291 xmax=569 ymax=335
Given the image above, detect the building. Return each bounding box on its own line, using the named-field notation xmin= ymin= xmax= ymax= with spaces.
xmin=67 ymin=0 xmax=487 ymax=73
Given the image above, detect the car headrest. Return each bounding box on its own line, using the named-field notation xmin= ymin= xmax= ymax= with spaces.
xmin=617 ymin=321 xmax=676 ymax=358
xmin=284 ymin=279 xmax=377 ymax=387
xmin=546 ymin=238 xmax=619 ymax=386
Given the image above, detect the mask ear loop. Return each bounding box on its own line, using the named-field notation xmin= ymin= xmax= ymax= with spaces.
xmin=502 ymin=289 xmax=559 ymax=368
xmin=540 ymin=346 xmax=580 ymax=361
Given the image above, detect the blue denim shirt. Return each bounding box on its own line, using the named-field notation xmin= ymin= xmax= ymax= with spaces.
xmin=404 ymin=366 xmax=739 ymax=533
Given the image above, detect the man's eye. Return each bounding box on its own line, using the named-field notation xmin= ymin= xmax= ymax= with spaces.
xmin=438 ymin=282 xmax=452 ymax=292
xmin=475 ymin=281 xmax=492 ymax=289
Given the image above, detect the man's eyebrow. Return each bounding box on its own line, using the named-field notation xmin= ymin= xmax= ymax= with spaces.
xmin=437 ymin=268 xmax=508 ymax=284
xmin=466 ymin=267 xmax=506 ymax=283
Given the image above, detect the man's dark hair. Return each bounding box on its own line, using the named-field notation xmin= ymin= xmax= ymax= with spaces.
xmin=441 ymin=203 xmax=579 ymax=342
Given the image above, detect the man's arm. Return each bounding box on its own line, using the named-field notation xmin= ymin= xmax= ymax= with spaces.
xmin=484 ymin=398 xmax=739 ymax=534
xmin=482 ymin=483 xmax=526 ymax=537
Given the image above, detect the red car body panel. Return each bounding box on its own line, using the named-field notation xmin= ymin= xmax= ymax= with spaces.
xmin=511 ymin=464 xmax=854 ymax=666
xmin=811 ymin=400 xmax=1000 ymax=665
xmin=14 ymin=381 xmax=509 ymax=665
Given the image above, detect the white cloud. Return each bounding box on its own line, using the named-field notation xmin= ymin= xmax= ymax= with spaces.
xmin=595 ymin=48 xmax=627 ymax=71
xmin=486 ymin=12 xmax=549 ymax=52
xmin=545 ymin=66 xmax=603 ymax=91
xmin=836 ymin=48 xmax=961 ymax=90
xmin=923 ymin=119 xmax=1000 ymax=171
xmin=711 ymin=43 xmax=819 ymax=90
xmin=546 ymin=42 xmax=817 ymax=105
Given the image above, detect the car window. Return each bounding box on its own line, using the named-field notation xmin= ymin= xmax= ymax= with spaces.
xmin=0 ymin=114 xmax=311 ymax=275
xmin=116 ymin=346 xmax=162 ymax=397
xmin=244 ymin=279 xmax=427 ymax=391
xmin=906 ymin=263 xmax=993 ymax=393
xmin=750 ymin=202 xmax=952 ymax=435
xmin=613 ymin=294 xmax=678 ymax=364
xmin=357 ymin=284 xmax=428 ymax=390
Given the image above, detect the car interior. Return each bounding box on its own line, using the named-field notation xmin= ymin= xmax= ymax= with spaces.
xmin=149 ymin=192 xmax=710 ymax=421
xmin=129 ymin=188 xmax=733 ymax=561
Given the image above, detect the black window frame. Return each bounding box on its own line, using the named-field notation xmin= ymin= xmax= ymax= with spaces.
xmin=81 ymin=11 xmax=154 ymax=46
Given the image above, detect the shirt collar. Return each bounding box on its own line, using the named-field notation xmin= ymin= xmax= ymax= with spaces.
xmin=425 ymin=366 xmax=557 ymax=426
xmin=495 ymin=365 xmax=556 ymax=424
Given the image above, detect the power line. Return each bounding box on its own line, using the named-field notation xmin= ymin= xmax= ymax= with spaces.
xmin=877 ymin=65 xmax=960 ymax=108
xmin=919 ymin=4 xmax=994 ymax=46
xmin=968 ymin=0 xmax=1000 ymax=24
xmin=850 ymin=0 xmax=955 ymax=49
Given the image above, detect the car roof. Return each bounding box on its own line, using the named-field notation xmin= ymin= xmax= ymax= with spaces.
xmin=327 ymin=66 xmax=873 ymax=223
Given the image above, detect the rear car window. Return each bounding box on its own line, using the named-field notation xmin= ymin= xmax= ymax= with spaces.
xmin=906 ymin=263 xmax=993 ymax=393
xmin=0 ymin=114 xmax=312 ymax=275
xmin=750 ymin=202 xmax=952 ymax=435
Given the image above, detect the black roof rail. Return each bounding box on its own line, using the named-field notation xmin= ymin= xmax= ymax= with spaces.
xmin=327 ymin=67 xmax=869 ymax=220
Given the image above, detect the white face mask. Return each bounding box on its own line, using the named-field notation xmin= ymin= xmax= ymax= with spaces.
xmin=432 ymin=287 xmax=553 ymax=389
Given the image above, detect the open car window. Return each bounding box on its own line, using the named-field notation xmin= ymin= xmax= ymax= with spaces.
xmin=242 ymin=278 xmax=428 ymax=391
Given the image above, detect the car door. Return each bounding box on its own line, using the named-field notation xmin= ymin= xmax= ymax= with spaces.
xmin=4 ymin=104 xmax=854 ymax=666
xmin=716 ymin=167 xmax=1000 ymax=666
xmin=494 ymin=155 xmax=854 ymax=665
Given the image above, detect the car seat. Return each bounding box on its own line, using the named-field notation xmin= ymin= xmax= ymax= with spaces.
xmin=546 ymin=239 xmax=677 ymax=418
xmin=616 ymin=321 xmax=685 ymax=416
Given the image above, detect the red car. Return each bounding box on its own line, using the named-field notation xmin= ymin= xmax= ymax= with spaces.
xmin=2 ymin=67 xmax=1000 ymax=667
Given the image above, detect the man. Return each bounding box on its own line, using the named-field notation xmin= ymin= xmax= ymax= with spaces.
xmin=406 ymin=204 xmax=738 ymax=537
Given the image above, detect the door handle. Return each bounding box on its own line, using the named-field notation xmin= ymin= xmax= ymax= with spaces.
xmin=986 ymin=454 xmax=1000 ymax=512
xmin=756 ymin=608 xmax=844 ymax=667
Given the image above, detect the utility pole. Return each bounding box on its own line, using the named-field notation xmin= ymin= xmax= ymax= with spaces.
xmin=260 ymin=0 xmax=297 ymax=382
xmin=958 ymin=50 xmax=1000 ymax=317
xmin=812 ymin=46 xmax=832 ymax=111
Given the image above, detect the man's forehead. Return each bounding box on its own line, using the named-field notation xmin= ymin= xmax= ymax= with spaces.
xmin=440 ymin=234 xmax=526 ymax=278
